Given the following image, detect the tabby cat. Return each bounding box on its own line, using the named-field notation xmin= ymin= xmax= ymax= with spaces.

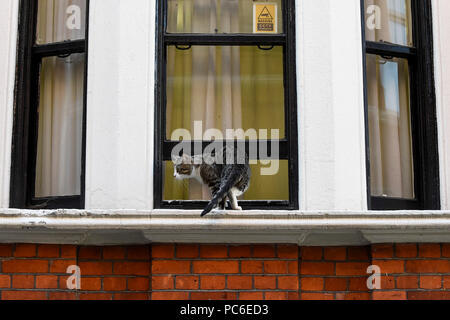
xmin=173 ymin=146 xmax=251 ymax=216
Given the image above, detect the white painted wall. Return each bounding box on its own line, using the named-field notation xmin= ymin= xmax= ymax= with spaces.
xmin=0 ymin=0 xmax=18 ymax=208
xmin=433 ymin=0 xmax=450 ymax=210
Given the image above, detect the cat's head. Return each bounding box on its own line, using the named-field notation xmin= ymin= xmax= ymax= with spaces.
xmin=172 ymin=154 xmax=197 ymax=180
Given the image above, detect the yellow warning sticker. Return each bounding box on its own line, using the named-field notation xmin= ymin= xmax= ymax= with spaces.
xmin=253 ymin=3 xmax=278 ymax=34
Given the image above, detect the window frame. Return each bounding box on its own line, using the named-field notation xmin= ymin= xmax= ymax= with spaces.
xmin=10 ymin=0 xmax=90 ymax=209
xmin=361 ymin=0 xmax=440 ymax=210
xmin=154 ymin=0 xmax=299 ymax=210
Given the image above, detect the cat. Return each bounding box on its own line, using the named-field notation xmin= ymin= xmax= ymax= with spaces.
xmin=173 ymin=146 xmax=251 ymax=217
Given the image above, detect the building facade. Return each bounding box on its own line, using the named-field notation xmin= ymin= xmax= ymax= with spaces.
xmin=0 ymin=0 xmax=449 ymax=300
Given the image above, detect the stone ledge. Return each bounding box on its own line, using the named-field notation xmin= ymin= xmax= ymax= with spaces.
xmin=0 ymin=209 xmax=449 ymax=245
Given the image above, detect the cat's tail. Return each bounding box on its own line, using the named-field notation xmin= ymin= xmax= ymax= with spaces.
xmin=201 ymin=166 xmax=241 ymax=217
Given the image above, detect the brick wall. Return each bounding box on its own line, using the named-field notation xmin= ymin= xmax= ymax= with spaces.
xmin=0 ymin=243 xmax=449 ymax=300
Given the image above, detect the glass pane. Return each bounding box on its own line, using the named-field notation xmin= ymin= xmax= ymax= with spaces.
xmin=366 ymin=54 xmax=414 ymax=199
xmin=167 ymin=0 xmax=283 ymax=34
xmin=166 ymin=46 xmax=285 ymax=140
xmin=36 ymin=0 xmax=87 ymax=44
xmin=164 ymin=160 xmax=289 ymax=201
xmin=364 ymin=0 xmax=413 ymax=46
xmin=35 ymin=54 xmax=85 ymax=198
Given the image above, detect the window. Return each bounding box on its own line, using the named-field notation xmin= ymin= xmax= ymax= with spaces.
xmin=11 ymin=0 xmax=89 ymax=209
xmin=155 ymin=0 xmax=298 ymax=210
xmin=362 ymin=0 xmax=439 ymax=210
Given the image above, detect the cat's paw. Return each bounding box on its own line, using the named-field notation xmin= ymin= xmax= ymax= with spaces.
xmin=235 ymin=206 xmax=242 ymax=211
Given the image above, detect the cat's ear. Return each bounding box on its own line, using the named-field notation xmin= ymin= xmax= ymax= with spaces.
xmin=172 ymin=155 xmax=182 ymax=165
xmin=182 ymin=154 xmax=192 ymax=163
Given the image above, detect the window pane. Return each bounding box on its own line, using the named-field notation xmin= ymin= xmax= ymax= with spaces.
xmin=36 ymin=0 xmax=86 ymax=44
xmin=167 ymin=0 xmax=283 ymax=34
xmin=366 ymin=54 xmax=414 ymax=199
xmin=35 ymin=54 xmax=85 ymax=198
xmin=166 ymin=45 xmax=285 ymax=140
xmin=364 ymin=0 xmax=413 ymax=46
xmin=164 ymin=160 xmax=289 ymax=201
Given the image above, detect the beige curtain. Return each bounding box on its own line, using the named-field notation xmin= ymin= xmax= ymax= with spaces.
xmin=35 ymin=1 xmax=86 ymax=197
xmin=164 ymin=0 xmax=288 ymax=201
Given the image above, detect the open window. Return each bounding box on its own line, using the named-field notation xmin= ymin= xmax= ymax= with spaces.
xmin=155 ymin=0 xmax=299 ymax=210
xmin=362 ymin=0 xmax=439 ymax=210
xmin=10 ymin=0 xmax=89 ymax=209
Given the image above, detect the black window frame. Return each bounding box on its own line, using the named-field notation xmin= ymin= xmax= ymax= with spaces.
xmin=154 ymin=0 xmax=299 ymax=210
xmin=10 ymin=0 xmax=90 ymax=209
xmin=361 ymin=0 xmax=440 ymax=210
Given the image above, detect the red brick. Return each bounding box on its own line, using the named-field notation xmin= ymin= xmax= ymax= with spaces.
xmin=4 ymin=260 xmax=48 ymax=273
xmin=278 ymin=276 xmax=299 ymax=290
xmin=0 ymin=275 xmax=11 ymax=288
xmin=193 ymin=261 xmax=239 ymax=274
xmin=50 ymin=260 xmax=77 ymax=273
xmin=444 ymin=276 xmax=450 ymax=289
xmin=79 ymin=247 xmax=102 ymax=259
xmin=337 ymin=293 xmax=371 ymax=300
xmin=443 ymin=244 xmax=450 ymax=258
xmin=78 ymin=262 xmax=112 ymax=276
xmin=408 ymin=291 xmax=450 ymax=300
xmin=81 ymin=278 xmax=102 ymax=291
xmin=253 ymin=245 xmax=276 ymax=258
xmin=103 ymin=247 xmax=126 ymax=260
xmin=79 ymin=293 xmax=112 ymax=300
xmin=240 ymin=292 xmax=264 ymax=300
xmin=152 ymin=292 xmax=189 ymax=300
xmin=347 ymin=247 xmax=370 ymax=261
xmin=419 ymin=244 xmax=441 ymax=258
xmin=128 ymin=277 xmax=150 ymax=291
xmin=49 ymin=292 xmax=77 ymax=300
xmin=335 ymin=263 xmax=369 ymax=276
xmin=349 ymin=277 xmax=370 ymax=291
xmin=14 ymin=244 xmax=37 ymax=258
xmin=127 ymin=246 xmax=150 ymax=260
xmin=3 ymin=291 xmax=47 ymax=300
xmin=406 ymin=260 xmax=450 ymax=273
xmin=12 ymin=275 xmax=34 ymax=289
xmin=325 ymin=278 xmax=347 ymax=291
xmin=200 ymin=276 xmax=226 ymax=290
xmin=265 ymin=292 xmax=287 ymax=300
xmin=191 ymin=292 xmax=237 ymax=300
xmin=152 ymin=276 xmax=174 ymax=290
xmin=301 ymin=262 xmax=334 ymax=276
xmin=103 ymin=277 xmax=127 ymax=291
xmin=60 ymin=245 xmax=77 ymax=258
xmin=264 ymin=261 xmax=288 ymax=274
xmin=420 ymin=276 xmax=442 ymax=289
xmin=324 ymin=247 xmax=347 ymax=261
xmin=152 ymin=261 xmax=190 ymax=274
xmin=114 ymin=293 xmax=148 ymax=300
xmin=36 ymin=275 xmax=58 ymax=289
xmin=301 ymin=277 xmax=324 ymax=291
xmin=380 ymin=276 xmax=395 ymax=290
xmin=288 ymin=292 xmax=300 ymax=300
xmin=176 ymin=276 xmax=200 ymax=290
xmin=373 ymin=260 xmax=404 ymax=274
xmin=37 ymin=245 xmax=59 ymax=258
xmin=372 ymin=244 xmax=394 ymax=258
xmin=254 ymin=276 xmax=276 ymax=289
xmin=288 ymin=261 xmax=298 ymax=274
xmin=301 ymin=247 xmax=323 ymax=260
xmin=200 ymin=245 xmax=228 ymax=258
xmin=176 ymin=245 xmax=199 ymax=258
xmin=114 ymin=262 xmax=150 ymax=276
xmin=241 ymin=261 xmax=263 ymax=274
xmin=277 ymin=245 xmax=298 ymax=259
xmin=396 ymin=276 xmax=418 ymax=289
xmin=229 ymin=245 xmax=252 ymax=258
xmin=395 ymin=244 xmax=417 ymax=258
xmin=227 ymin=276 xmax=252 ymax=290
xmin=0 ymin=244 xmax=13 ymax=257
xmin=301 ymin=293 xmax=334 ymax=300
xmin=373 ymin=291 xmax=406 ymax=300
xmin=152 ymin=245 xmax=174 ymax=259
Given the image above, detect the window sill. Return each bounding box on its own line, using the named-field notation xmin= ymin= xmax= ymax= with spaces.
xmin=0 ymin=209 xmax=449 ymax=246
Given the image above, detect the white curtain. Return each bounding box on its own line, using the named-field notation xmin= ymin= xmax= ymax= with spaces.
xmin=35 ymin=0 xmax=86 ymax=198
